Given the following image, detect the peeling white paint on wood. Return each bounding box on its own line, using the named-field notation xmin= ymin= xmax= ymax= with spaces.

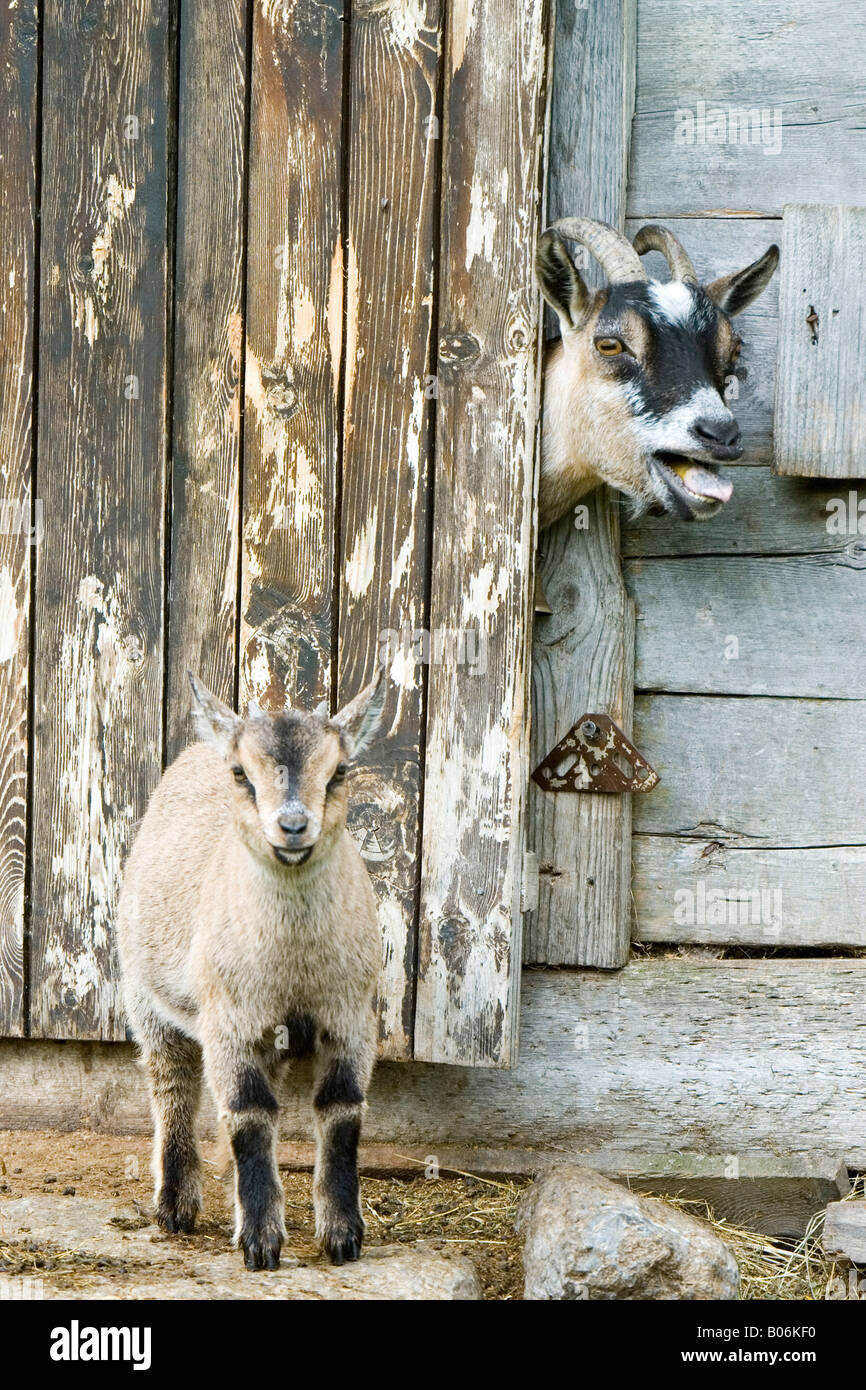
xmin=0 ymin=566 xmax=22 ymax=664
xmin=450 ymin=0 xmax=476 ymax=76
xmin=416 ymin=0 xmax=548 ymax=1065
xmin=464 ymin=169 xmax=497 ymax=270
xmin=30 ymin=0 xmax=169 ymax=1039
xmin=291 ymin=284 xmax=316 ymax=348
xmin=0 ymin=0 xmax=34 ymax=1035
xmin=344 ymin=506 xmax=378 ymax=598
xmin=327 ymin=238 xmax=343 ymax=399
xmin=241 ymin=0 xmax=343 ymax=719
xmin=337 ymin=0 xmax=441 ymax=1059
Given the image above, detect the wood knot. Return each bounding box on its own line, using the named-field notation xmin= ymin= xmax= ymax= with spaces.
xmin=261 ymin=367 xmax=298 ymax=420
xmin=438 ymin=332 xmax=481 ymax=366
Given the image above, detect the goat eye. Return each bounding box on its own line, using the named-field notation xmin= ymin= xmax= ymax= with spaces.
xmin=595 ymin=337 xmax=625 ymax=356
xmin=231 ymin=765 xmax=249 ymax=785
xmin=329 ymin=763 xmax=348 ymax=787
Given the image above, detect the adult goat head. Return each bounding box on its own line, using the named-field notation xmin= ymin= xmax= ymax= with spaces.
xmin=536 ymin=217 xmax=778 ymax=529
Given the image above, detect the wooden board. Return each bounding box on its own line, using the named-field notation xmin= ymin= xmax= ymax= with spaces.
xmin=623 ymin=466 xmax=861 ymax=559
xmin=0 ymin=1 xmax=38 ymax=1036
xmin=624 ymin=217 xmax=780 ymax=465
xmin=4 ymin=963 xmax=866 ymax=1164
xmin=525 ymin=0 xmax=636 ymax=968
xmin=823 ymin=1201 xmax=866 ymax=1263
xmin=30 ymin=0 xmax=173 ymax=1039
xmin=414 ymin=0 xmax=548 ymax=1065
xmin=241 ymin=0 xmax=344 ymax=710
xmin=628 ymin=0 xmax=866 ymax=216
xmin=633 ymin=838 xmax=866 ymax=948
xmin=165 ymin=0 xmax=248 ymax=760
xmin=632 ymin=695 xmax=866 ymax=847
xmin=627 ymin=554 xmax=866 ymax=698
xmin=774 ymin=204 xmax=866 ymax=479
xmin=337 ymin=0 xmax=442 ymax=1060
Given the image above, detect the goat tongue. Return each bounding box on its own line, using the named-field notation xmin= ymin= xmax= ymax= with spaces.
xmin=669 ymin=460 xmax=734 ymax=504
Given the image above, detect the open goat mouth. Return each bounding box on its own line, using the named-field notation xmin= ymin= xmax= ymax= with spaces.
xmin=274 ymin=845 xmax=313 ymax=866
xmin=648 ymin=451 xmax=734 ymax=519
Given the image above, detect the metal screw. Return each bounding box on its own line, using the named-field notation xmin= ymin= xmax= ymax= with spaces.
xmin=581 ymin=720 xmax=599 ymax=740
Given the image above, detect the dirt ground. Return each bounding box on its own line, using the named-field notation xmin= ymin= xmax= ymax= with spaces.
xmin=0 ymin=1130 xmax=526 ymax=1299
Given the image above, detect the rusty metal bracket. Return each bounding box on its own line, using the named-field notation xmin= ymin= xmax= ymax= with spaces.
xmin=531 ymin=713 xmax=660 ymax=794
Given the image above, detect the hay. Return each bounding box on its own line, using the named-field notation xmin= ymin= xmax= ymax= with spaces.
xmin=2 ymin=1132 xmax=861 ymax=1299
xmin=643 ymin=1181 xmax=866 ymax=1301
xmin=285 ymin=1164 xmax=528 ymax=1299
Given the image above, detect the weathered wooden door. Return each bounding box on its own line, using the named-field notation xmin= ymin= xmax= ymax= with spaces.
xmin=0 ymin=0 xmax=548 ymax=1067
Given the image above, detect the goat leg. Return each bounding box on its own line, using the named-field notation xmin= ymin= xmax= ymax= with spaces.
xmin=138 ymin=1019 xmax=203 ymax=1235
xmin=312 ymin=1029 xmax=375 ymax=1264
xmin=204 ymin=1031 xmax=286 ymax=1271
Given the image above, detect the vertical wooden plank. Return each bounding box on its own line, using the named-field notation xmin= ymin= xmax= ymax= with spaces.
xmin=414 ymin=0 xmax=549 ymax=1067
xmin=524 ymin=0 xmax=637 ymax=968
xmin=0 ymin=0 xmax=38 ymax=1035
xmin=165 ymin=0 xmax=248 ymax=760
xmin=241 ymin=0 xmax=344 ymax=711
xmin=774 ymin=204 xmax=866 ymax=479
xmin=338 ymin=1 xmax=441 ymax=1060
xmin=30 ymin=0 xmax=173 ymax=1038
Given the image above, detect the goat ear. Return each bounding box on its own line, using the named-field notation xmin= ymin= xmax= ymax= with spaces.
xmin=188 ymin=671 xmax=240 ymax=753
xmin=332 ymin=664 xmax=387 ymax=758
xmin=536 ymin=229 xmax=592 ymax=331
xmin=705 ymin=244 xmax=779 ymax=316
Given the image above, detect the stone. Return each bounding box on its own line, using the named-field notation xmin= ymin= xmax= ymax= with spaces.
xmin=0 ymin=1196 xmax=481 ymax=1301
xmin=517 ymin=1166 xmax=740 ymax=1300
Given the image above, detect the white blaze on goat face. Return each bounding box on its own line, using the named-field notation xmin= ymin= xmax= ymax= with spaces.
xmin=535 ymin=219 xmax=779 ymax=529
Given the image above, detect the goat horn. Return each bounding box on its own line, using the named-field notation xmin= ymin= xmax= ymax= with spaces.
xmin=551 ymin=217 xmax=647 ymax=284
xmin=632 ymin=224 xmax=698 ymax=284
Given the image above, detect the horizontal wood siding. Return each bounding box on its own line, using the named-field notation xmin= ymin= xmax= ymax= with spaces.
xmin=633 ymin=695 xmax=866 ymax=847
xmin=634 ymin=839 xmax=866 ymax=948
xmin=627 ymin=554 xmax=866 ymax=699
xmin=628 ymin=0 xmax=866 ymax=217
xmin=625 ymin=2 xmax=866 ymax=955
xmin=5 ymin=963 xmax=866 ymax=1165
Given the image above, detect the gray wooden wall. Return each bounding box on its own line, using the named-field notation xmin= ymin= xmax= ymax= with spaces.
xmin=623 ymin=0 xmax=866 ymax=952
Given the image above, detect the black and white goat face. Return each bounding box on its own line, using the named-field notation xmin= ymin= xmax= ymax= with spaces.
xmin=535 ymin=220 xmax=779 ymax=527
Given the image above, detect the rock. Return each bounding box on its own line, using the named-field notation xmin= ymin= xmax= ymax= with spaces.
xmin=0 ymin=1197 xmax=481 ymax=1301
xmin=517 ymin=1166 xmax=740 ymax=1300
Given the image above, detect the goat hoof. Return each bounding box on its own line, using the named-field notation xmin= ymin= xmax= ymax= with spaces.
xmin=324 ymin=1221 xmax=363 ymax=1266
xmin=241 ymin=1234 xmax=282 ymax=1271
xmin=156 ymin=1205 xmax=197 ymax=1236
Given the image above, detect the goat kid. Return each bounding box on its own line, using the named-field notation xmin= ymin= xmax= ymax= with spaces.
xmin=117 ymin=669 xmax=386 ymax=1270
xmin=536 ymin=218 xmax=779 ymax=529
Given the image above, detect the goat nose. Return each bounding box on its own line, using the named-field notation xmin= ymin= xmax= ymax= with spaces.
xmin=692 ymin=416 xmax=742 ymax=450
xmin=279 ymin=811 xmax=308 ymax=836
